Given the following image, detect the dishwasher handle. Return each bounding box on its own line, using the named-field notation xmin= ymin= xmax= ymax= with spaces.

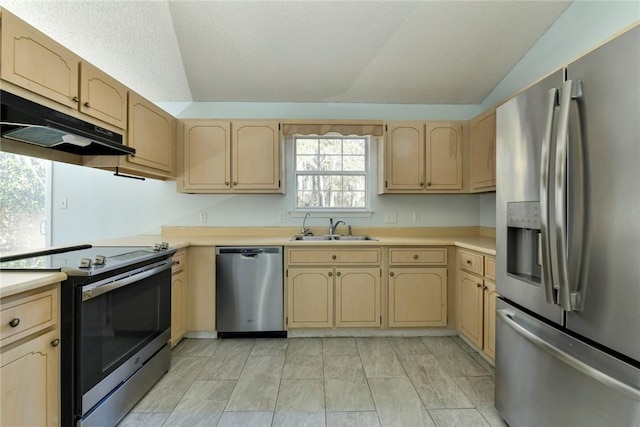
xmin=216 ymin=247 xmax=283 ymax=256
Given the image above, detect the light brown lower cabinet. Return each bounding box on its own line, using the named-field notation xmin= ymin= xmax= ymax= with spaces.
xmin=0 ymin=284 xmax=60 ymax=426
xmin=287 ymin=266 xmax=381 ymax=329
xmin=457 ymin=249 xmax=497 ymax=359
xmin=171 ymin=249 xmax=188 ymax=347
xmin=388 ymin=267 xmax=447 ymax=327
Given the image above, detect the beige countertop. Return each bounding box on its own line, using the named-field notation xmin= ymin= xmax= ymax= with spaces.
xmin=1 ymin=227 xmax=495 ymax=298
xmin=0 ymin=271 xmax=67 ymax=298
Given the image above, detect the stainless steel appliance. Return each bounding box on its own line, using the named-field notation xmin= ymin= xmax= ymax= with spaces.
xmin=1 ymin=243 xmax=175 ymax=427
xmin=0 ymin=89 xmax=134 ymax=156
xmin=216 ymin=247 xmax=284 ymax=337
xmin=496 ymin=25 xmax=640 ymax=426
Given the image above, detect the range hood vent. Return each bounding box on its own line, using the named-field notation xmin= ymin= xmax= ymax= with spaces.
xmin=1 ymin=90 xmax=134 ymax=156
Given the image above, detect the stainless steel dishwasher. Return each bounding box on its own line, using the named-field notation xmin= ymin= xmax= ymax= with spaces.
xmin=215 ymin=246 xmax=284 ymax=337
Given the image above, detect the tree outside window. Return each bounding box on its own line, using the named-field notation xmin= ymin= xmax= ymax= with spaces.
xmin=294 ymin=136 xmax=368 ymax=210
xmin=0 ymin=152 xmax=50 ymax=252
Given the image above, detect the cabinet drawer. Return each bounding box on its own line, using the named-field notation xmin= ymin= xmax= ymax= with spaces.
xmin=288 ymin=248 xmax=380 ymax=265
xmin=172 ymin=249 xmax=186 ymax=273
xmin=389 ymin=248 xmax=447 ymax=265
xmin=485 ymin=256 xmax=496 ymax=280
xmin=1 ymin=287 xmax=58 ymax=348
xmin=458 ymin=249 xmax=484 ymax=276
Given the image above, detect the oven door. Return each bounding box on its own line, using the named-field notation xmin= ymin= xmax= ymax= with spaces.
xmin=76 ymin=259 xmax=172 ymax=416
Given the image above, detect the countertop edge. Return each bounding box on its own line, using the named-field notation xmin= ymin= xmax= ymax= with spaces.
xmin=0 ymin=272 xmax=67 ymax=298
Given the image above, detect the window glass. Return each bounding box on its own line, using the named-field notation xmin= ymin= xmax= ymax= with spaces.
xmin=0 ymin=152 xmax=51 ymax=252
xmin=294 ymin=136 xmax=368 ymax=210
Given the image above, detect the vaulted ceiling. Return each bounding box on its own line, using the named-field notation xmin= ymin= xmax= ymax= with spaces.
xmin=1 ymin=1 xmax=572 ymax=104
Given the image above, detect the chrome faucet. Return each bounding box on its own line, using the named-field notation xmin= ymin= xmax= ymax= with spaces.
xmin=329 ymin=218 xmax=345 ymax=237
xmin=301 ymin=212 xmax=311 ymax=236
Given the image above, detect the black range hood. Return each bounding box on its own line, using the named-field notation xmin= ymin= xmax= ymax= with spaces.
xmin=0 ymin=90 xmax=135 ymax=156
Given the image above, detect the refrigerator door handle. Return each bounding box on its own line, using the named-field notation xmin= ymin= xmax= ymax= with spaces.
xmin=554 ymin=80 xmax=583 ymax=311
xmin=497 ymin=309 xmax=640 ymax=402
xmin=540 ymin=88 xmax=559 ymax=305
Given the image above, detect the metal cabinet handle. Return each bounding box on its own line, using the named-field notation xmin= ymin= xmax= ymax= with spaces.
xmin=477 ymin=283 xmax=482 ymax=288
xmin=9 ymin=318 xmax=20 ymax=328
xmin=328 ymin=272 xmax=333 ymax=277
xmin=390 ymin=272 xmax=394 ymax=277
xmin=466 ymin=260 xmax=472 ymax=265
xmin=51 ymin=339 xmax=60 ymax=347
xmin=225 ymin=181 xmax=230 ymax=186
xmin=426 ymin=182 xmax=432 ymax=187
xmin=337 ymin=272 xmax=341 ymax=277
xmin=332 ymin=255 xmax=337 ymax=260
xmin=413 ymin=254 xmax=419 ymax=260
xmin=420 ymin=182 xmax=425 ymax=187
xmin=175 ymin=260 xmax=180 ymax=265
xmin=83 ymin=102 xmax=90 ymax=108
xmin=233 ymin=181 xmax=238 ymax=186
xmin=72 ymin=96 xmax=79 ymax=103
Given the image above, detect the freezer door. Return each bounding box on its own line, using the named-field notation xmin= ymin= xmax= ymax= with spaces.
xmin=495 ymin=299 xmax=640 ymax=427
xmin=563 ymin=25 xmax=640 ymax=363
xmin=496 ymin=70 xmax=564 ymax=324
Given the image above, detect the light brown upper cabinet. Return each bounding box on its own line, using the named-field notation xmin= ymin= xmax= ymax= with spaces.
xmin=1 ymin=9 xmax=79 ymax=109
xmin=84 ymin=91 xmax=177 ymax=179
xmin=379 ymin=121 xmax=463 ymax=194
xmin=79 ymin=62 xmax=128 ymax=129
xmin=469 ymin=108 xmax=496 ymax=192
xmin=179 ymin=120 xmax=283 ymax=194
xmin=1 ymin=10 xmax=127 ymax=130
xmin=126 ymin=91 xmax=176 ymax=175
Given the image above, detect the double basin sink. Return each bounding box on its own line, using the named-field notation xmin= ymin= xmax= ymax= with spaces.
xmin=290 ymin=235 xmax=377 ymax=241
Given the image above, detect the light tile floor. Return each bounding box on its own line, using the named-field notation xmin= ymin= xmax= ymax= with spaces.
xmin=118 ymin=336 xmax=507 ymax=427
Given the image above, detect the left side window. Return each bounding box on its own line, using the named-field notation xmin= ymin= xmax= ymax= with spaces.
xmin=0 ymin=152 xmax=51 ymax=252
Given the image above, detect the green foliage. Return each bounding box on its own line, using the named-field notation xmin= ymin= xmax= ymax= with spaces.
xmin=0 ymin=152 xmax=46 ymax=212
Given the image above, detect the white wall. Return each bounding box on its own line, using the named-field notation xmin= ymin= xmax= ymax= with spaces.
xmin=49 ymin=1 xmax=639 ymax=245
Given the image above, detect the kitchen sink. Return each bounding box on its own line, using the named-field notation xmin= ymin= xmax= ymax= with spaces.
xmin=290 ymin=235 xmax=377 ymax=241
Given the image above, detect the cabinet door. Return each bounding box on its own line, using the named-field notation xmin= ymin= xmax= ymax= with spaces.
xmin=470 ymin=110 xmax=496 ymax=191
xmin=287 ymin=268 xmax=333 ymax=328
xmin=79 ymin=61 xmax=128 ymax=129
xmin=458 ymin=271 xmax=484 ymax=348
xmin=171 ymin=270 xmax=187 ymax=347
xmin=483 ymin=280 xmax=497 ymax=360
xmin=335 ymin=267 xmax=380 ymax=328
xmin=0 ymin=329 xmax=60 ymax=427
xmin=182 ymin=120 xmax=231 ymax=191
xmin=232 ymin=121 xmax=281 ymax=191
xmin=127 ymin=91 xmax=176 ymax=175
xmin=388 ymin=267 xmax=447 ymax=327
xmin=0 ymin=10 xmax=79 ymax=109
xmin=383 ymin=122 xmax=425 ymax=191
xmin=425 ymin=122 xmax=463 ymax=190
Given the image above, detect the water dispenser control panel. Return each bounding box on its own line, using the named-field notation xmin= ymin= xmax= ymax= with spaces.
xmin=507 ymin=201 xmax=540 ymax=230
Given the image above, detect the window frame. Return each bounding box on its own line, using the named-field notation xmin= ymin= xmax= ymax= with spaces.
xmin=292 ymin=135 xmax=372 ymax=213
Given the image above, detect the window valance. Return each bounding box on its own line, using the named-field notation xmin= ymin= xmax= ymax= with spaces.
xmin=281 ymin=120 xmax=384 ymax=137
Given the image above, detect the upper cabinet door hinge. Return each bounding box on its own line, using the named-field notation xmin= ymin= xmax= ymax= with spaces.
xmin=286 ymin=316 xmax=288 ymax=325
xmin=385 ymin=124 xmax=388 ymax=132
xmin=385 ymin=180 xmax=388 ymax=188
xmin=278 ymin=123 xmax=281 ymax=131
xmin=286 ymin=269 xmax=288 ymax=277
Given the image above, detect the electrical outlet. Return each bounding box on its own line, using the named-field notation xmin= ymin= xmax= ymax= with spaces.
xmin=279 ymin=212 xmax=287 ymax=222
xmin=384 ymin=211 xmax=397 ymax=224
xmin=59 ymin=197 xmax=68 ymax=209
xmin=199 ymin=212 xmax=207 ymax=222
xmin=412 ymin=212 xmax=421 ymax=223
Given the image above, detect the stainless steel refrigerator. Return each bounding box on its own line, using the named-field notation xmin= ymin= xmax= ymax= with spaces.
xmin=495 ymin=25 xmax=640 ymax=426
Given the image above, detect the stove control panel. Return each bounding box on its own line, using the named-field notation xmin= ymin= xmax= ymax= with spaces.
xmin=153 ymin=242 xmax=170 ymax=251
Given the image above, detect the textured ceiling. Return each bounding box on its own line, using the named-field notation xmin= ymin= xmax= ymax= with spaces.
xmin=0 ymin=1 xmax=571 ymax=104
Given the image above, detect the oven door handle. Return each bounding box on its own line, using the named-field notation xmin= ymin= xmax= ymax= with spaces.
xmin=81 ymin=260 xmax=173 ymax=301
